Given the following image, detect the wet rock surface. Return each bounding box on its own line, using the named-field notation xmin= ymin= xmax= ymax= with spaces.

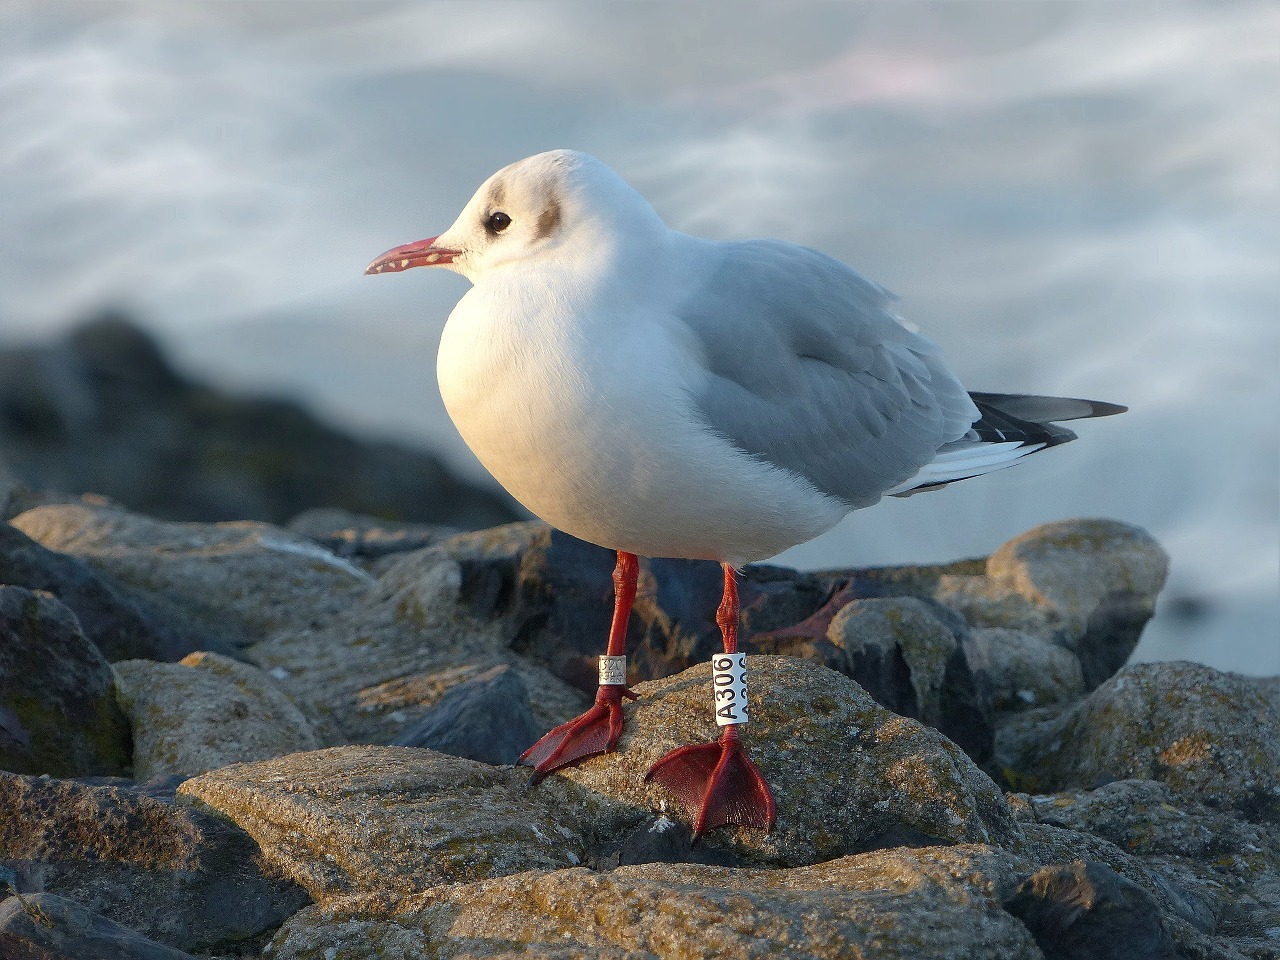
xmin=1 ymin=500 xmax=1274 ymax=959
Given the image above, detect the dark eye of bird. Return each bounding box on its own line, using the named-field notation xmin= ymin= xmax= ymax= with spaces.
xmin=486 ymin=211 xmax=512 ymax=234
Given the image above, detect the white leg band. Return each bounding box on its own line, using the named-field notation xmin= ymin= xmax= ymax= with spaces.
xmin=599 ymin=655 xmax=628 ymax=686
xmin=712 ymin=653 xmax=748 ymax=726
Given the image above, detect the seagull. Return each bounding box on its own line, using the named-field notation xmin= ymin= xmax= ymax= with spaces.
xmin=366 ymin=149 xmax=1124 ymax=838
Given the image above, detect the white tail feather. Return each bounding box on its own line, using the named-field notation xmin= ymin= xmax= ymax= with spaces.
xmin=885 ymin=440 xmax=1047 ymax=496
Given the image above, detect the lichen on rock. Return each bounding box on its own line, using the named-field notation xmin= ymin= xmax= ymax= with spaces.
xmin=996 ymin=661 xmax=1280 ymax=819
xmin=268 ymin=845 xmax=1043 ymax=960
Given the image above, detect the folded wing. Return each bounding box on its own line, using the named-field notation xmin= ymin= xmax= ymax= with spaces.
xmin=678 ymin=239 xmax=979 ymax=509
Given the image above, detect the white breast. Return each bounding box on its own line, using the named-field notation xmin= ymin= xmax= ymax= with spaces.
xmin=436 ymin=259 xmax=848 ymax=565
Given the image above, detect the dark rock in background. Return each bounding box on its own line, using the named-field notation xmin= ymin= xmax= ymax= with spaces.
xmin=0 ymin=772 xmax=309 ymax=952
xmin=0 ymin=587 xmax=130 ymax=777
xmin=0 ymin=893 xmax=199 ymax=960
xmin=1004 ymin=860 xmax=1178 ymax=960
xmin=286 ymin=507 xmax=462 ymax=559
xmin=0 ymin=521 xmax=207 ymax=662
xmin=437 ymin=526 xmax=1000 ymax=764
xmin=0 ymin=313 xmax=518 ymax=529
xmin=392 ymin=664 xmax=542 ymax=765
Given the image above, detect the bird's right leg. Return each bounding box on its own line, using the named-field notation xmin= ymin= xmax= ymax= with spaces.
xmin=519 ymin=550 xmax=639 ymax=782
xmin=644 ymin=563 xmax=776 ymax=839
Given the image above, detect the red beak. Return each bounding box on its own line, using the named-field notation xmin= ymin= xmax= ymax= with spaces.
xmin=364 ymin=236 xmax=462 ymax=275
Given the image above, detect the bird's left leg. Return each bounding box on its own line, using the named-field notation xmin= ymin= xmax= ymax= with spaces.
xmin=519 ymin=550 xmax=639 ymax=782
xmin=645 ymin=563 xmax=776 ymax=839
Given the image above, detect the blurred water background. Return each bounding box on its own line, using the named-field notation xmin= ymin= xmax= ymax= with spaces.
xmin=1 ymin=1 xmax=1276 ymax=673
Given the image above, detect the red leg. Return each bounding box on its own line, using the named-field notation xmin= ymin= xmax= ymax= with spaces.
xmin=646 ymin=564 xmax=776 ymax=839
xmin=519 ymin=551 xmax=639 ymax=781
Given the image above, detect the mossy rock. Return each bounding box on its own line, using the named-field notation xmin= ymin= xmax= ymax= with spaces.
xmin=0 ymin=586 xmax=130 ymax=777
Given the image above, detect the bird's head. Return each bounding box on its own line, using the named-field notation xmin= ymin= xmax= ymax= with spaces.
xmin=365 ymin=149 xmax=665 ymax=283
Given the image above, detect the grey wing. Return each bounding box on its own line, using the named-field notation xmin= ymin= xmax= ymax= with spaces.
xmin=679 ymin=239 xmax=979 ymax=509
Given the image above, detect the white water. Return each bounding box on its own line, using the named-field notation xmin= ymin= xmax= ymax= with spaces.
xmin=1 ymin=2 xmax=1276 ymax=673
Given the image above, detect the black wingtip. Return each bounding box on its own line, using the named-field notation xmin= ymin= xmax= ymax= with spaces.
xmin=1084 ymin=400 xmax=1128 ymax=418
xmin=968 ymin=392 xmax=1128 ymax=423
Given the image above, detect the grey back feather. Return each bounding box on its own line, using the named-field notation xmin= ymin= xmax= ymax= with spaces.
xmin=677 ymin=239 xmax=978 ymax=509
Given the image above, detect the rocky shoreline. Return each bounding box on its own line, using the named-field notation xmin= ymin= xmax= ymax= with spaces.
xmin=1 ymin=496 xmax=1277 ymax=958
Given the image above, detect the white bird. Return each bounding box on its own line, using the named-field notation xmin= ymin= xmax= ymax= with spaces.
xmin=366 ymin=149 xmax=1123 ymax=838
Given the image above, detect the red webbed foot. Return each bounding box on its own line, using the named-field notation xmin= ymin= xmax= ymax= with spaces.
xmin=519 ymin=684 xmax=638 ymax=782
xmin=645 ymin=727 xmax=776 ymax=840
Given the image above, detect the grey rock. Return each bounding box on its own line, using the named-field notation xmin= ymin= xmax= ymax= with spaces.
xmin=997 ymin=661 xmax=1280 ymax=819
xmin=0 ymin=587 xmax=130 ymax=777
xmin=392 ymin=663 xmax=542 ymax=765
xmin=178 ymin=746 xmax=612 ymax=902
xmin=828 ymin=597 xmax=956 ymax=715
xmin=1024 ymin=779 xmax=1280 ymax=943
xmin=447 ymin=520 xmax=1167 ymax=769
xmin=247 ymin=547 xmax=586 ymax=746
xmin=942 ymin=519 xmax=1168 ymax=689
xmin=10 ymin=502 xmax=374 ymax=652
xmin=1026 ymin=779 xmax=1273 ymax=862
xmin=176 ymin=655 xmax=1022 ymax=902
xmin=269 ymin=845 xmax=1042 ymax=960
xmin=0 ymin=772 xmax=308 ymax=951
xmin=1004 ymin=860 xmax=1177 ymax=960
xmin=287 ymin=507 xmax=462 ymax=559
xmin=0 ymin=893 xmax=197 ymax=959
xmin=0 ymin=521 xmax=203 ymax=662
xmin=1248 ymin=675 xmax=1280 ymax=717
xmin=556 ymin=656 xmax=1020 ymax=867
xmin=966 ymin=627 xmax=1085 ymax=712
xmin=113 ymin=651 xmax=319 ymax=780
xmin=823 ymin=596 xmax=992 ymax=758
xmin=1016 ymin=822 xmax=1218 ymax=937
